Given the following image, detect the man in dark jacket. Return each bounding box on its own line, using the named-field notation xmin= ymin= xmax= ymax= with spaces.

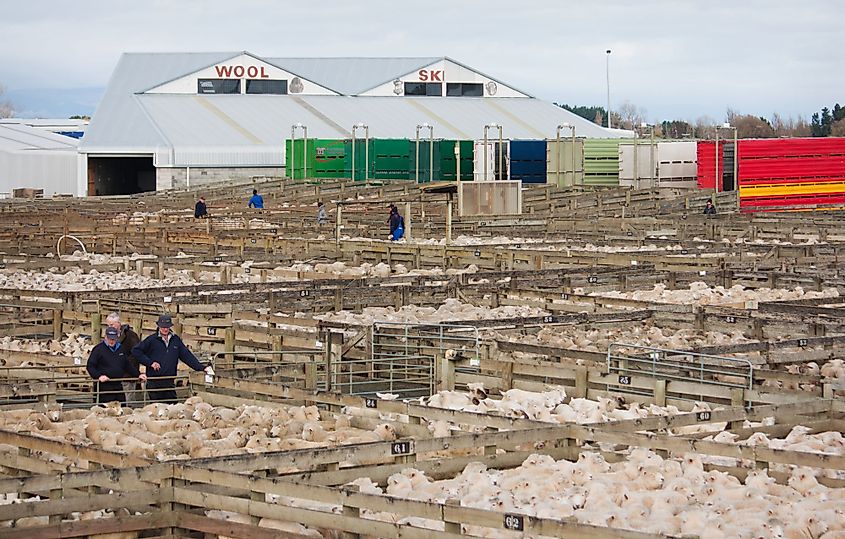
xmin=388 ymin=206 xmax=404 ymax=241
xmin=194 ymin=196 xmax=209 ymax=218
xmin=703 ymin=200 xmax=717 ymax=215
xmin=87 ymin=326 xmax=146 ymax=404
xmin=106 ymin=312 xmax=142 ymax=405
xmin=132 ymin=314 xmax=212 ymax=403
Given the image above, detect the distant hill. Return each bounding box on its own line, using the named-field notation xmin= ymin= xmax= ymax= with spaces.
xmin=5 ymin=87 xmax=104 ymax=119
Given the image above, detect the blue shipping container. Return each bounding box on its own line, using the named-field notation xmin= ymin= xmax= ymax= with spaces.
xmin=510 ymin=140 xmax=547 ymax=184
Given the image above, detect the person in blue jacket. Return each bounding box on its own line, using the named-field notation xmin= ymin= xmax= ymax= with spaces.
xmin=87 ymin=326 xmax=146 ymax=404
xmin=132 ymin=314 xmax=212 ymax=403
xmin=248 ymin=188 xmax=264 ymax=209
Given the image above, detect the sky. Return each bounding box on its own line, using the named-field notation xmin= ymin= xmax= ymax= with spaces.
xmin=1 ymin=0 xmax=842 ymax=122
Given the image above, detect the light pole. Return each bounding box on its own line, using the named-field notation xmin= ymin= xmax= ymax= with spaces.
xmin=351 ymin=123 xmax=369 ymax=182
xmin=606 ymin=49 xmax=612 ymax=129
xmin=715 ymin=122 xmax=738 ymax=193
xmin=556 ymin=123 xmax=576 ymax=186
xmin=483 ymin=123 xmax=503 ymax=181
xmin=415 ymin=123 xmax=434 ymax=183
xmin=290 ymin=123 xmax=307 ymax=179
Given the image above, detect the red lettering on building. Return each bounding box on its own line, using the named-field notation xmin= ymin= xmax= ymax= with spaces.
xmin=214 ymin=65 xmax=272 ymax=79
xmin=418 ymin=69 xmax=444 ymax=82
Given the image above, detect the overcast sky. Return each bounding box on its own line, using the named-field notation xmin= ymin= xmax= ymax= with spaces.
xmin=1 ymin=0 xmax=841 ymax=122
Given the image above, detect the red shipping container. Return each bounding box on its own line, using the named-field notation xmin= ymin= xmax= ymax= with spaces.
xmin=696 ymin=141 xmax=725 ymax=190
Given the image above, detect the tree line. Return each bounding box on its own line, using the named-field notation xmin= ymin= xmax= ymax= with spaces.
xmin=556 ymin=101 xmax=845 ymax=139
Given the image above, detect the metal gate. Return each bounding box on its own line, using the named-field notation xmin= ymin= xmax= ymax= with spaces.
xmin=606 ymin=342 xmax=753 ymax=405
xmin=331 ymin=322 xmax=480 ymax=398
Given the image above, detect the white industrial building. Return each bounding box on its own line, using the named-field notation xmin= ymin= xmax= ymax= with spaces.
xmin=80 ymin=52 xmax=630 ymax=195
xmin=0 ymin=122 xmax=80 ymax=197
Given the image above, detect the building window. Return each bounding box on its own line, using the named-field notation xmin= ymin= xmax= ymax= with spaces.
xmin=198 ymin=79 xmax=240 ymax=94
xmin=404 ymin=82 xmax=442 ymax=96
xmin=246 ymin=79 xmax=288 ymax=94
xmin=446 ymin=83 xmax=484 ymax=97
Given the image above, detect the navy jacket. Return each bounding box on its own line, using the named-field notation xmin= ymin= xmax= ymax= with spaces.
xmin=87 ymin=341 xmax=140 ymax=380
xmin=132 ymin=332 xmax=205 ymax=377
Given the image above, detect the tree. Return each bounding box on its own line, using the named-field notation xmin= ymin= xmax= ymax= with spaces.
xmin=694 ymin=115 xmax=717 ymax=139
xmin=732 ymin=114 xmax=776 ymax=138
xmin=660 ymin=120 xmax=694 ymax=139
xmin=0 ymin=84 xmax=13 ymax=119
xmin=611 ymin=101 xmax=647 ymax=131
xmin=554 ymin=103 xmax=607 ymax=126
xmin=832 ymin=118 xmax=845 ymax=137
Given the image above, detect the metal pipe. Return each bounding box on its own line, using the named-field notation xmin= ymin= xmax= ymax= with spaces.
xmin=291 ymin=123 xmax=307 ymax=180
xmin=351 ymin=123 xmax=368 ymax=182
xmin=606 ymin=49 xmax=612 ymax=129
xmin=714 ymin=129 xmax=720 ymax=195
xmin=556 ymin=124 xmax=575 ymax=187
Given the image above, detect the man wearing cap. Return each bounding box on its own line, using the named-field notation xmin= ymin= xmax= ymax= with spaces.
xmin=86 ymin=326 xmax=147 ymax=404
xmin=105 ymin=312 xmax=141 ymax=404
xmin=132 ymin=314 xmax=212 ymax=403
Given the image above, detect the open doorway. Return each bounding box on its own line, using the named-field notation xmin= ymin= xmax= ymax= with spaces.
xmin=87 ymin=155 xmax=156 ymax=196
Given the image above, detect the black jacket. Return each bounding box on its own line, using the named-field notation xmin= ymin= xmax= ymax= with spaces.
xmin=87 ymin=341 xmax=140 ymax=380
xmin=132 ymin=331 xmax=205 ymax=378
xmin=389 ymin=212 xmax=403 ymax=233
xmin=119 ymin=324 xmax=141 ymax=369
xmin=195 ymin=200 xmax=208 ymax=218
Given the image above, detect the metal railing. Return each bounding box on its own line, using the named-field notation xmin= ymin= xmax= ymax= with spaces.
xmin=363 ymin=321 xmax=481 ymax=398
xmin=0 ymin=363 xmax=189 ymax=408
xmin=606 ymin=342 xmax=753 ymax=405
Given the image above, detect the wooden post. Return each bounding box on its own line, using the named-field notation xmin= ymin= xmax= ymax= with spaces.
xmin=437 ymin=353 xmax=456 ymax=391
xmin=52 ymin=309 xmax=63 ymax=340
xmin=730 ymin=388 xmax=745 ymax=429
xmin=445 ymin=198 xmax=453 ymax=244
xmin=654 ymin=379 xmax=667 ymax=406
xmin=404 ymin=201 xmax=412 ymax=241
xmin=341 ymin=485 xmax=361 ymax=539
xmin=575 ymin=368 xmax=588 ymax=398
xmin=443 ymin=498 xmax=462 ymax=534
xmin=335 ymin=205 xmax=343 ymax=248
xmin=91 ymin=312 xmax=101 ymax=338
xmin=224 ymin=327 xmax=235 ymax=363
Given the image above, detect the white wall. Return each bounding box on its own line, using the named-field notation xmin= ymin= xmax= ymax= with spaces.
xmin=0 ymin=149 xmax=79 ymax=196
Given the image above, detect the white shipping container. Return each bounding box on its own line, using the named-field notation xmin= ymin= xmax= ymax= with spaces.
xmin=473 ymin=140 xmax=510 ymax=182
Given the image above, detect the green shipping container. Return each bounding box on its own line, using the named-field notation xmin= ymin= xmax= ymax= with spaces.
xmin=584 ymin=139 xmax=622 ymax=186
xmin=438 ymin=140 xmax=474 ymax=181
xmin=285 ymin=139 xmax=348 ymax=179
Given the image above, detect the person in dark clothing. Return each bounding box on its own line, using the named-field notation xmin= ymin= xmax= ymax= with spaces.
xmin=132 ymin=314 xmax=212 ymax=403
xmin=194 ymin=196 xmax=209 ymax=218
xmin=704 ymin=200 xmax=717 ymax=215
xmin=87 ymin=326 xmax=146 ymax=404
xmin=106 ymin=312 xmax=142 ymax=405
xmin=317 ymin=201 xmax=328 ymax=225
xmin=248 ymin=189 xmax=264 ymax=209
xmin=388 ymin=206 xmax=405 ymax=241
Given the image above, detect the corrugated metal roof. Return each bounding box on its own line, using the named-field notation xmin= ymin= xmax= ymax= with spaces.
xmin=267 ymin=57 xmax=441 ymax=95
xmin=0 ymin=123 xmax=79 ymax=152
xmin=81 ymin=52 xmax=632 ymax=162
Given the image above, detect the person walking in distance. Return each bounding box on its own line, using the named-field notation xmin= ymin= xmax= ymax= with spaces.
xmin=248 ymin=189 xmax=264 ymax=209
xmin=87 ymin=326 xmax=146 ymax=404
xmin=194 ymin=196 xmax=209 ymax=218
xmin=132 ymin=314 xmax=212 ymax=403
xmin=317 ymin=201 xmax=328 ymax=225
xmin=703 ymin=199 xmax=717 ymax=215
